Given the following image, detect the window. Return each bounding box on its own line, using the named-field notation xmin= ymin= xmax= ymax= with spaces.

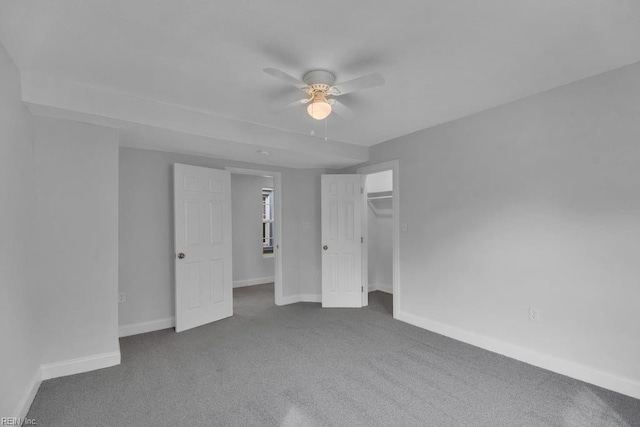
xmin=262 ymin=188 xmax=274 ymax=254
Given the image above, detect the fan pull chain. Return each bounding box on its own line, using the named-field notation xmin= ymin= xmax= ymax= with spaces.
xmin=324 ymin=116 xmax=328 ymax=141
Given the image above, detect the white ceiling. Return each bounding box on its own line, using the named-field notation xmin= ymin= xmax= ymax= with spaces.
xmin=2 ymin=1 xmax=640 ymax=168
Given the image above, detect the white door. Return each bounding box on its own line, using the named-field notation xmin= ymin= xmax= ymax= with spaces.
xmin=321 ymin=174 xmax=364 ymax=308
xmin=174 ymin=164 xmax=233 ymax=332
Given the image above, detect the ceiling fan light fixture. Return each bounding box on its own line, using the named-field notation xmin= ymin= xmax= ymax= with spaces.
xmin=264 ymin=67 xmax=384 ymax=120
xmin=307 ymin=98 xmax=332 ymax=120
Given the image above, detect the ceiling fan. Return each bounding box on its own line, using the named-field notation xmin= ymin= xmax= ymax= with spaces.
xmin=264 ymin=68 xmax=385 ymax=120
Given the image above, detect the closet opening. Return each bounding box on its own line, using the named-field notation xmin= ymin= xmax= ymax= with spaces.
xmin=363 ymin=169 xmax=393 ymax=316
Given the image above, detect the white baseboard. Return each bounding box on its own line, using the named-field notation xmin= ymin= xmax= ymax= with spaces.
xmin=279 ymin=293 xmax=321 ymax=305
xmin=41 ymin=351 xmax=121 ymax=381
xmin=396 ymin=310 xmax=640 ymax=400
xmin=280 ymin=294 xmax=322 ymax=305
xmin=233 ymin=276 xmax=275 ymax=288
xmin=300 ymin=293 xmax=321 ymax=303
xmin=280 ymin=294 xmax=301 ymax=305
xmin=13 ymin=369 xmax=41 ymax=420
xmin=369 ymin=283 xmax=393 ymax=294
xmin=119 ymin=317 xmax=175 ymax=337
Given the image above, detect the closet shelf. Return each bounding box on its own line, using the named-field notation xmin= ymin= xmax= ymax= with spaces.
xmin=367 ymin=190 xmax=393 ymax=217
xmin=367 ymin=190 xmax=393 ymax=201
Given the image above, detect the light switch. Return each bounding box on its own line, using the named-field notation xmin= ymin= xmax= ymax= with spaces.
xmin=401 ymin=221 xmax=408 ymax=232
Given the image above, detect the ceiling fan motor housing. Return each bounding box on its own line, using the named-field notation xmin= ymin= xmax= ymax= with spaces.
xmin=303 ymin=70 xmax=336 ymax=88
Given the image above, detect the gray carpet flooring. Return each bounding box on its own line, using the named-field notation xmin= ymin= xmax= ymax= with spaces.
xmin=29 ymin=284 xmax=640 ymax=426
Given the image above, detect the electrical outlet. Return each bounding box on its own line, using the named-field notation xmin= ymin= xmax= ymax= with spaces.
xmin=301 ymin=221 xmax=310 ymax=230
xmin=529 ymin=307 xmax=540 ymax=322
xmin=118 ymin=293 xmax=126 ymax=304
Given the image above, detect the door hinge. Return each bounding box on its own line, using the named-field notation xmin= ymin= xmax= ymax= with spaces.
xmin=361 ymin=236 xmax=363 ymax=243
xmin=361 ymin=187 xmax=363 ymax=194
xmin=361 ymin=286 xmax=364 ymax=293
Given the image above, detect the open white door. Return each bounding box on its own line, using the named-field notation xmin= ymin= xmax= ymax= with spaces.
xmin=321 ymin=174 xmax=363 ymax=308
xmin=174 ymin=164 xmax=232 ymax=332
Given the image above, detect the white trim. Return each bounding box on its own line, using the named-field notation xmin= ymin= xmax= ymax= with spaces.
xmin=13 ymin=369 xmax=41 ymax=420
xmin=40 ymin=351 xmax=121 ymax=380
xmin=281 ymin=294 xmax=301 ymax=305
xmin=396 ymin=310 xmax=640 ymax=400
xmin=300 ymin=293 xmax=321 ymax=303
xmin=360 ymin=174 xmax=369 ymax=307
xmin=119 ymin=317 xmax=175 ymax=337
xmin=369 ymin=283 xmax=393 ymax=294
xmin=279 ymin=294 xmax=321 ymax=304
xmin=358 ymin=160 xmax=400 ymax=317
xmin=226 ymin=167 xmax=284 ymax=306
xmin=233 ymin=276 xmax=275 ymax=288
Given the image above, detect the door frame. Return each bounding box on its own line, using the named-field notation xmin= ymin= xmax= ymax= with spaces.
xmin=225 ymin=167 xmax=284 ymax=306
xmin=357 ymin=160 xmax=400 ymax=318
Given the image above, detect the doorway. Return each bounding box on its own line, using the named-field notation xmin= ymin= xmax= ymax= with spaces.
xmin=226 ymin=167 xmax=284 ymax=306
xmin=364 ymin=170 xmax=393 ymax=315
xmin=358 ymin=160 xmax=400 ymax=318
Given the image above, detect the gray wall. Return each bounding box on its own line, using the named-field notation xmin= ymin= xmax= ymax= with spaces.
xmin=231 ymin=174 xmax=274 ymax=285
xmin=295 ymin=171 xmax=324 ymax=298
xmin=365 ymin=61 xmax=640 ymax=385
xmin=118 ymin=147 xmax=325 ymax=327
xmin=0 ymin=41 xmax=40 ymax=417
xmin=0 ymin=42 xmax=121 ymax=415
xmin=34 ymin=117 xmax=120 ymax=364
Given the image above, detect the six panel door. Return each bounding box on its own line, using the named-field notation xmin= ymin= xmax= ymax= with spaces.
xmin=321 ymin=174 xmax=363 ymax=308
xmin=174 ymin=164 xmax=233 ymax=332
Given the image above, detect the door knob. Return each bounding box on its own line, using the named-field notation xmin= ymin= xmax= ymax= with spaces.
xmin=323 ymin=245 xmax=328 ymax=250
xmin=177 ymin=252 xmax=186 ymax=259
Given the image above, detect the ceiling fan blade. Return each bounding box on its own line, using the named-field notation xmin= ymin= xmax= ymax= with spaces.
xmin=270 ymin=96 xmax=312 ymax=113
xmin=263 ymin=68 xmax=309 ymax=90
xmin=331 ymin=73 xmax=385 ymax=96
xmin=329 ymin=98 xmax=355 ymax=120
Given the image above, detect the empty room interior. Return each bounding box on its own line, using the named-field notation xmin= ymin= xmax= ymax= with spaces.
xmin=2 ymin=1 xmax=640 ymax=425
